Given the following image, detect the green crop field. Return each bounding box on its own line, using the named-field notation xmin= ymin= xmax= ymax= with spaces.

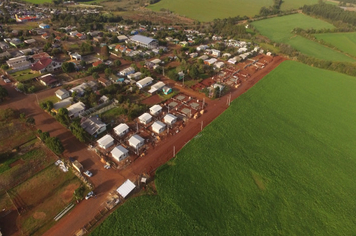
xmin=253 ymin=14 xmax=355 ymax=61
xmin=148 ymin=0 xmax=321 ymax=22
xmin=91 ymin=61 xmax=356 ymax=235
xmin=23 ymin=0 xmax=52 ymax=3
xmin=315 ymin=32 xmax=356 ymax=57
xmin=281 ymin=0 xmax=319 ymax=10
xmin=148 ymin=0 xmax=272 ymax=22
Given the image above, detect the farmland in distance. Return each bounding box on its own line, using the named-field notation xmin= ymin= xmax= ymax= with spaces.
xmin=91 ymin=61 xmax=356 ymax=236
xmin=252 ymin=14 xmax=355 ymax=62
xmin=315 ymin=32 xmax=356 ymax=57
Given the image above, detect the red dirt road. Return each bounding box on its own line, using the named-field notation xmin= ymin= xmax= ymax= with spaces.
xmin=0 ymin=56 xmax=285 ymax=236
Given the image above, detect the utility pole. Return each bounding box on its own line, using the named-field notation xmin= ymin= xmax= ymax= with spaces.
xmin=173 ymin=146 xmax=175 ymax=157
xmin=202 ymin=98 xmax=205 ymax=109
xmin=201 ymin=121 xmax=203 ymax=131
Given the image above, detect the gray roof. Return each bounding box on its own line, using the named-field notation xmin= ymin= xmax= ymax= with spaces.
xmin=55 ymin=88 xmax=69 ymax=96
xmin=131 ymin=35 xmax=157 ymax=45
xmin=81 ymin=117 xmax=106 ymax=136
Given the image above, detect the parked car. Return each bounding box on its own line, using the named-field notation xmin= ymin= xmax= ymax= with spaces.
xmin=83 ymin=170 xmax=93 ymax=177
xmin=85 ymin=191 xmax=94 ymax=200
xmin=104 ymin=165 xmax=110 ymax=169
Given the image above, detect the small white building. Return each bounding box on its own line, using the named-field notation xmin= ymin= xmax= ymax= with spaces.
xmin=97 ymin=134 xmax=114 ymax=149
xmin=67 ymin=102 xmax=85 ymax=119
xmin=128 ymin=134 xmax=145 ymax=149
xmin=138 ymin=113 xmax=152 ymax=125
xmin=149 ymin=104 xmax=162 ymax=116
xmin=164 ymin=114 xmax=177 ymax=125
xmin=116 ymin=179 xmax=136 ymax=198
xmin=151 ymin=58 xmax=161 ymax=64
xmin=214 ymin=61 xmax=225 ymax=69
xmin=127 ymin=72 xmax=142 ymax=80
xmin=55 ymin=88 xmax=70 ymax=100
xmin=111 ymin=145 xmax=129 ymax=162
xmin=114 ymin=123 xmax=130 ymax=137
xmin=211 ymin=49 xmax=221 ymax=57
xmin=136 ymin=77 xmax=153 ymax=89
xmin=151 ymin=121 xmax=166 ymax=134
xmin=119 ymin=67 xmax=135 ymax=77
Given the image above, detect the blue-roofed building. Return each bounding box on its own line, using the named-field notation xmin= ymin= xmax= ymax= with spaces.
xmin=39 ymin=23 xmax=50 ymax=29
xmin=129 ymin=35 xmax=158 ymax=49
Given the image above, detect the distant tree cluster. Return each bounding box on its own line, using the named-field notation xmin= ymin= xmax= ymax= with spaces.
xmin=302 ymin=3 xmax=356 ymax=26
xmin=0 ymin=85 xmax=8 ymax=102
xmin=259 ymin=0 xmax=283 ymax=16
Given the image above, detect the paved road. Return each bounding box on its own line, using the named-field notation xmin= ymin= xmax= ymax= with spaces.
xmin=0 ymin=56 xmax=285 ymax=236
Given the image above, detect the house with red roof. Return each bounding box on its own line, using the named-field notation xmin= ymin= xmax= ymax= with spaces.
xmin=39 ymin=74 xmax=59 ymax=87
xmin=31 ymin=58 xmax=62 ymax=74
xmin=41 ymin=33 xmax=49 ymax=39
xmin=92 ymin=60 xmax=103 ymax=67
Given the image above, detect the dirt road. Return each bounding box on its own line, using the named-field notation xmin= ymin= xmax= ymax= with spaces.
xmin=0 ymin=56 xmax=285 ymax=236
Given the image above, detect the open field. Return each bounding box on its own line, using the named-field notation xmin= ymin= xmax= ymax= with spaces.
xmin=148 ymin=0 xmax=272 ymax=22
xmin=91 ymin=61 xmax=356 ymax=235
xmin=14 ymin=164 xmax=81 ymax=235
xmin=22 ymin=0 xmax=52 ymax=3
xmin=252 ymin=14 xmax=335 ymax=42
xmin=0 ymin=119 xmax=36 ymax=153
xmin=252 ymin=14 xmax=355 ymax=61
xmin=315 ymin=32 xmax=356 ymax=57
xmin=148 ymin=0 xmax=321 ymax=22
xmin=280 ymin=0 xmax=319 ymax=10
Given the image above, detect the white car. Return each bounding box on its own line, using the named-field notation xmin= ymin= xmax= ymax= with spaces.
xmin=104 ymin=165 xmax=111 ymax=169
xmin=83 ymin=170 xmax=93 ymax=177
xmin=85 ymin=191 xmax=94 ymax=200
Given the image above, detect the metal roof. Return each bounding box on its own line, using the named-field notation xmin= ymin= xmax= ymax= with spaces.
xmin=111 ymin=145 xmax=128 ymax=160
xmin=97 ymin=134 xmax=114 ymax=148
xmin=114 ymin=123 xmax=129 ymax=135
xmin=116 ymin=179 xmax=136 ymax=198
xmin=138 ymin=113 xmax=152 ymax=123
xmin=128 ymin=135 xmax=144 ymax=148
xmin=149 ymin=104 xmax=162 ymax=114
xmin=151 ymin=121 xmax=166 ymax=133
xmin=130 ymin=35 xmax=156 ymax=45
xmin=164 ymin=114 xmax=177 ymax=124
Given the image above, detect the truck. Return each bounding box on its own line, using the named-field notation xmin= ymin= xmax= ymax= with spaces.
xmin=72 ymin=160 xmax=83 ymax=172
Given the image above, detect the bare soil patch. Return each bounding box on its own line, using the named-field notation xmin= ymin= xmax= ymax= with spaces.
xmin=33 ymin=211 xmax=46 ymax=219
xmin=141 ymin=95 xmax=162 ymax=105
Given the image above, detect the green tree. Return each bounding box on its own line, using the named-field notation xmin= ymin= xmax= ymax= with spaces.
xmin=0 ymin=85 xmax=8 ymax=102
xmin=189 ymin=65 xmax=199 ymax=79
xmin=92 ymin=72 xmax=99 ymax=80
xmin=62 ymin=62 xmax=76 ymax=73
xmin=26 ymin=117 xmax=35 ymax=126
xmin=105 ymin=68 xmax=112 ymax=76
xmin=73 ymin=186 xmax=86 ymax=201
xmin=45 ymin=137 xmax=64 ymax=155
xmin=114 ymin=60 xmax=121 ymax=67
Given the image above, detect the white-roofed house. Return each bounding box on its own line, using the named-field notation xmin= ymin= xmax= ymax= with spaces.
xmin=55 ymin=88 xmax=70 ymax=100
xmin=116 ymin=179 xmax=136 ymax=198
xmin=151 ymin=121 xmax=166 ymax=134
xmin=127 ymin=72 xmax=142 ymax=80
xmin=67 ymin=102 xmax=85 ymax=119
xmin=128 ymin=134 xmax=144 ymax=149
xmin=114 ymin=123 xmax=129 ymax=137
xmin=214 ymin=61 xmax=225 ymax=69
xmin=111 ymin=145 xmax=129 ymax=162
xmin=149 ymin=104 xmax=162 ymax=116
xmin=97 ymin=134 xmax=114 ymax=149
xmin=119 ymin=67 xmax=135 ymax=77
xmin=164 ymin=114 xmax=177 ymax=125
xmin=138 ymin=112 xmax=152 ymax=125
xmin=148 ymin=81 xmax=165 ymax=94
xmin=136 ymin=77 xmax=153 ymax=89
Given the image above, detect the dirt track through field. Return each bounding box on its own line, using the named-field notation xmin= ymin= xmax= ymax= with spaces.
xmin=0 ymin=56 xmax=285 ymax=236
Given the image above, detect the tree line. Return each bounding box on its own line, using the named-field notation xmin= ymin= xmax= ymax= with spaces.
xmin=302 ymin=3 xmax=356 ymax=26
